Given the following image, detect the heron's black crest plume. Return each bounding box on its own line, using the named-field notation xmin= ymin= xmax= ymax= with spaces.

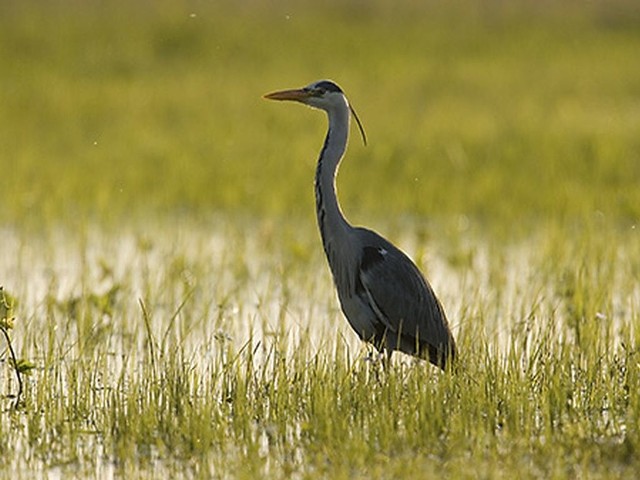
xmin=309 ymin=79 xmax=366 ymax=146
xmin=321 ymin=80 xmax=367 ymax=146
xmin=349 ymin=103 xmax=367 ymax=147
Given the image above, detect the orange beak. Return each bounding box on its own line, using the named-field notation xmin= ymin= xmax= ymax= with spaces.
xmin=263 ymin=88 xmax=312 ymax=102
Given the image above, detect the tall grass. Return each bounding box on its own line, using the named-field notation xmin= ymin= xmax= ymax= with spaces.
xmin=1 ymin=219 xmax=638 ymax=478
xmin=1 ymin=0 xmax=639 ymax=478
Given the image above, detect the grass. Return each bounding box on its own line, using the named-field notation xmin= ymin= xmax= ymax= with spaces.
xmin=1 ymin=0 xmax=639 ymax=478
xmin=2 ymin=221 xmax=638 ymax=478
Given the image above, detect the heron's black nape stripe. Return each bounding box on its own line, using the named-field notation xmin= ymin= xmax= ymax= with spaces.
xmin=314 ymin=80 xmax=343 ymax=93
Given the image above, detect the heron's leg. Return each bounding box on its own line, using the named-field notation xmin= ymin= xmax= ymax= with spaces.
xmin=364 ymin=348 xmax=385 ymax=364
xmin=363 ymin=347 xmax=388 ymax=382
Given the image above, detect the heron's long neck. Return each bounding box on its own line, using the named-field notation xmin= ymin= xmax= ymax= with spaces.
xmin=315 ymin=106 xmax=351 ymax=256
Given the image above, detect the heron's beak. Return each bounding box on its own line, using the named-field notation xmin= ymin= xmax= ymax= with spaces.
xmin=263 ymin=88 xmax=311 ymax=102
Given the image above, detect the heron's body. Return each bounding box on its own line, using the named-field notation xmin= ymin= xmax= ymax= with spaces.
xmin=265 ymin=80 xmax=456 ymax=369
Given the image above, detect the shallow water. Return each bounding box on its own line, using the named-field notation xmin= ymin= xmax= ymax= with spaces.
xmin=3 ymin=218 xmax=637 ymax=365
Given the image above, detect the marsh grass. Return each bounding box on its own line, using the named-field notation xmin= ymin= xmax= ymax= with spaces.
xmin=1 ymin=218 xmax=638 ymax=478
xmin=1 ymin=0 xmax=639 ymax=478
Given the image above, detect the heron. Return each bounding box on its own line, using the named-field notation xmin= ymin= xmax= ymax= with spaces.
xmin=264 ymin=80 xmax=456 ymax=369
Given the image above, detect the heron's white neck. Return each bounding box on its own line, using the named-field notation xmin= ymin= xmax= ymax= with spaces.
xmin=315 ymin=102 xmax=352 ymax=256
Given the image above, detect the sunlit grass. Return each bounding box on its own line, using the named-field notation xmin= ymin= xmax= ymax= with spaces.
xmin=1 ymin=0 xmax=639 ymax=478
xmin=1 ymin=219 xmax=638 ymax=478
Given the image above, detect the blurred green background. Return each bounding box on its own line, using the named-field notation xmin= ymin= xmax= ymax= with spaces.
xmin=1 ymin=0 xmax=639 ymax=230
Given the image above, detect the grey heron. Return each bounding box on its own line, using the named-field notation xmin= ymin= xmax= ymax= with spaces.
xmin=264 ymin=80 xmax=456 ymax=369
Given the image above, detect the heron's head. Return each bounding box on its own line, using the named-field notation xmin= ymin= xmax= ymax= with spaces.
xmin=264 ymin=79 xmax=367 ymax=145
xmin=264 ymin=79 xmax=346 ymax=110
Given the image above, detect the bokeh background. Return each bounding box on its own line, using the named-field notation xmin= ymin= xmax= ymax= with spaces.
xmin=2 ymin=0 xmax=638 ymax=231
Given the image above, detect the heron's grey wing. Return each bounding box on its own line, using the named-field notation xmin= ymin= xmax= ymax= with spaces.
xmin=357 ymin=242 xmax=451 ymax=354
